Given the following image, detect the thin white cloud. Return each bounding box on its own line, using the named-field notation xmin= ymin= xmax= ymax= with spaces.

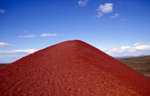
xmin=0 ymin=49 xmax=37 ymax=55
xmin=100 ymin=42 xmax=150 ymax=57
xmin=134 ymin=45 xmax=150 ymax=50
xmin=96 ymin=12 xmax=103 ymax=18
xmin=134 ymin=42 xmax=142 ymax=46
xmin=0 ymin=42 xmax=13 ymax=47
xmin=96 ymin=3 xmax=113 ymax=18
xmin=111 ymin=13 xmax=119 ymax=19
xmin=78 ymin=0 xmax=89 ymax=7
xmin=0 ymin=9 xmax=6 ymax=14
xmin=18 ymin=35 xmax=35 ymax=38
xmin=99 ymin=3 xmax=113 ymax=13
xmin=0 ymin=49 xmax=38 ymax=63
xmin=41 ymin=33 xmax=58 ymax=37
xmin=24 ymin=30 xmax=28 ymax=32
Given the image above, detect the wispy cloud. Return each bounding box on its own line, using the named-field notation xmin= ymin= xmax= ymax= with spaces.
xmin=0 ymin=49 xmax=37 ymax=55
xmin=41 ymin=33 xmax=58 ymax=37
xmin=18 ymin=35 xmax=36 ymax=38
xmin=0 ymin=42 xmax=13 ymax=47
xmin=96 ymin=3 xmax=113 ymax=18
xmin=78 ymin=0 xmax=89 ymax=7
xmin=0 ymin=9 xmax=6 ymax=14
xmin=100 ymin=42 xmax=150 ymax=57
xmin=24 ymin=30 xmax=28 ymax=32
xmin=0 ymin=49 xmax=38 ymax=63
xmin=111 ymin=13 xmax=119 ymax=19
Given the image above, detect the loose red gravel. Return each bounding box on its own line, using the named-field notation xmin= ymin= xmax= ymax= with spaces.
xmin=0 ymin=40 xmax=150 ymax=96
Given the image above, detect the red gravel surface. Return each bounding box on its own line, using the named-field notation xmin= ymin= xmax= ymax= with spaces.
xmin=0 ymin=40 xmax=150 ymax=96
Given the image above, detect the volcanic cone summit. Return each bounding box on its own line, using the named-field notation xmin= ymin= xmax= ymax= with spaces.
xmin=0 ymin=40 xmax=150 ymax=96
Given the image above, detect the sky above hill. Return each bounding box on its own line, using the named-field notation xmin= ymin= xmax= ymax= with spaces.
xmin=0 ymin=0 xmax=150 ymax=63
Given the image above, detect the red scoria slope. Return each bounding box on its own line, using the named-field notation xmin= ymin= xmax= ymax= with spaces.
xmin=0 ymin=40 xmax=150 ymax=96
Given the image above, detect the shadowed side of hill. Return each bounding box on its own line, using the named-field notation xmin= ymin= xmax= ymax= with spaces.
xmin=0 ymin=40 xmax=150 ymax=96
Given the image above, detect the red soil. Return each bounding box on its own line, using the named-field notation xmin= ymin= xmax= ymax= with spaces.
xmin=0 ymin=40 xmax=150 ymax=96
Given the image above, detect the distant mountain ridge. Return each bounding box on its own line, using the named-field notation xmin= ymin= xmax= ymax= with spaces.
xmin=115 ymin=55 xmax=150 ymax=60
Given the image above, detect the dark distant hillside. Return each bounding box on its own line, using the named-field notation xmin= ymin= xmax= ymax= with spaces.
xmin=0 ymin=64 xmax=8 ymax=68
xmin=120 ymin=56 xmax=150 ymax=78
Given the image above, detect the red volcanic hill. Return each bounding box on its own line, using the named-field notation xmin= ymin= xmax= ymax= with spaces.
xmin=0 ymin=40 xmax=150 ymax=96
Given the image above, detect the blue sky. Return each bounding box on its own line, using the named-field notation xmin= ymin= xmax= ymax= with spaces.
xmin=0 ymin=0 xmax=150 ymax=63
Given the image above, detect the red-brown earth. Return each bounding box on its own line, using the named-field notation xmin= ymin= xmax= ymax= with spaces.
xmin=0 ymin=40 xmax=150 ymax=96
